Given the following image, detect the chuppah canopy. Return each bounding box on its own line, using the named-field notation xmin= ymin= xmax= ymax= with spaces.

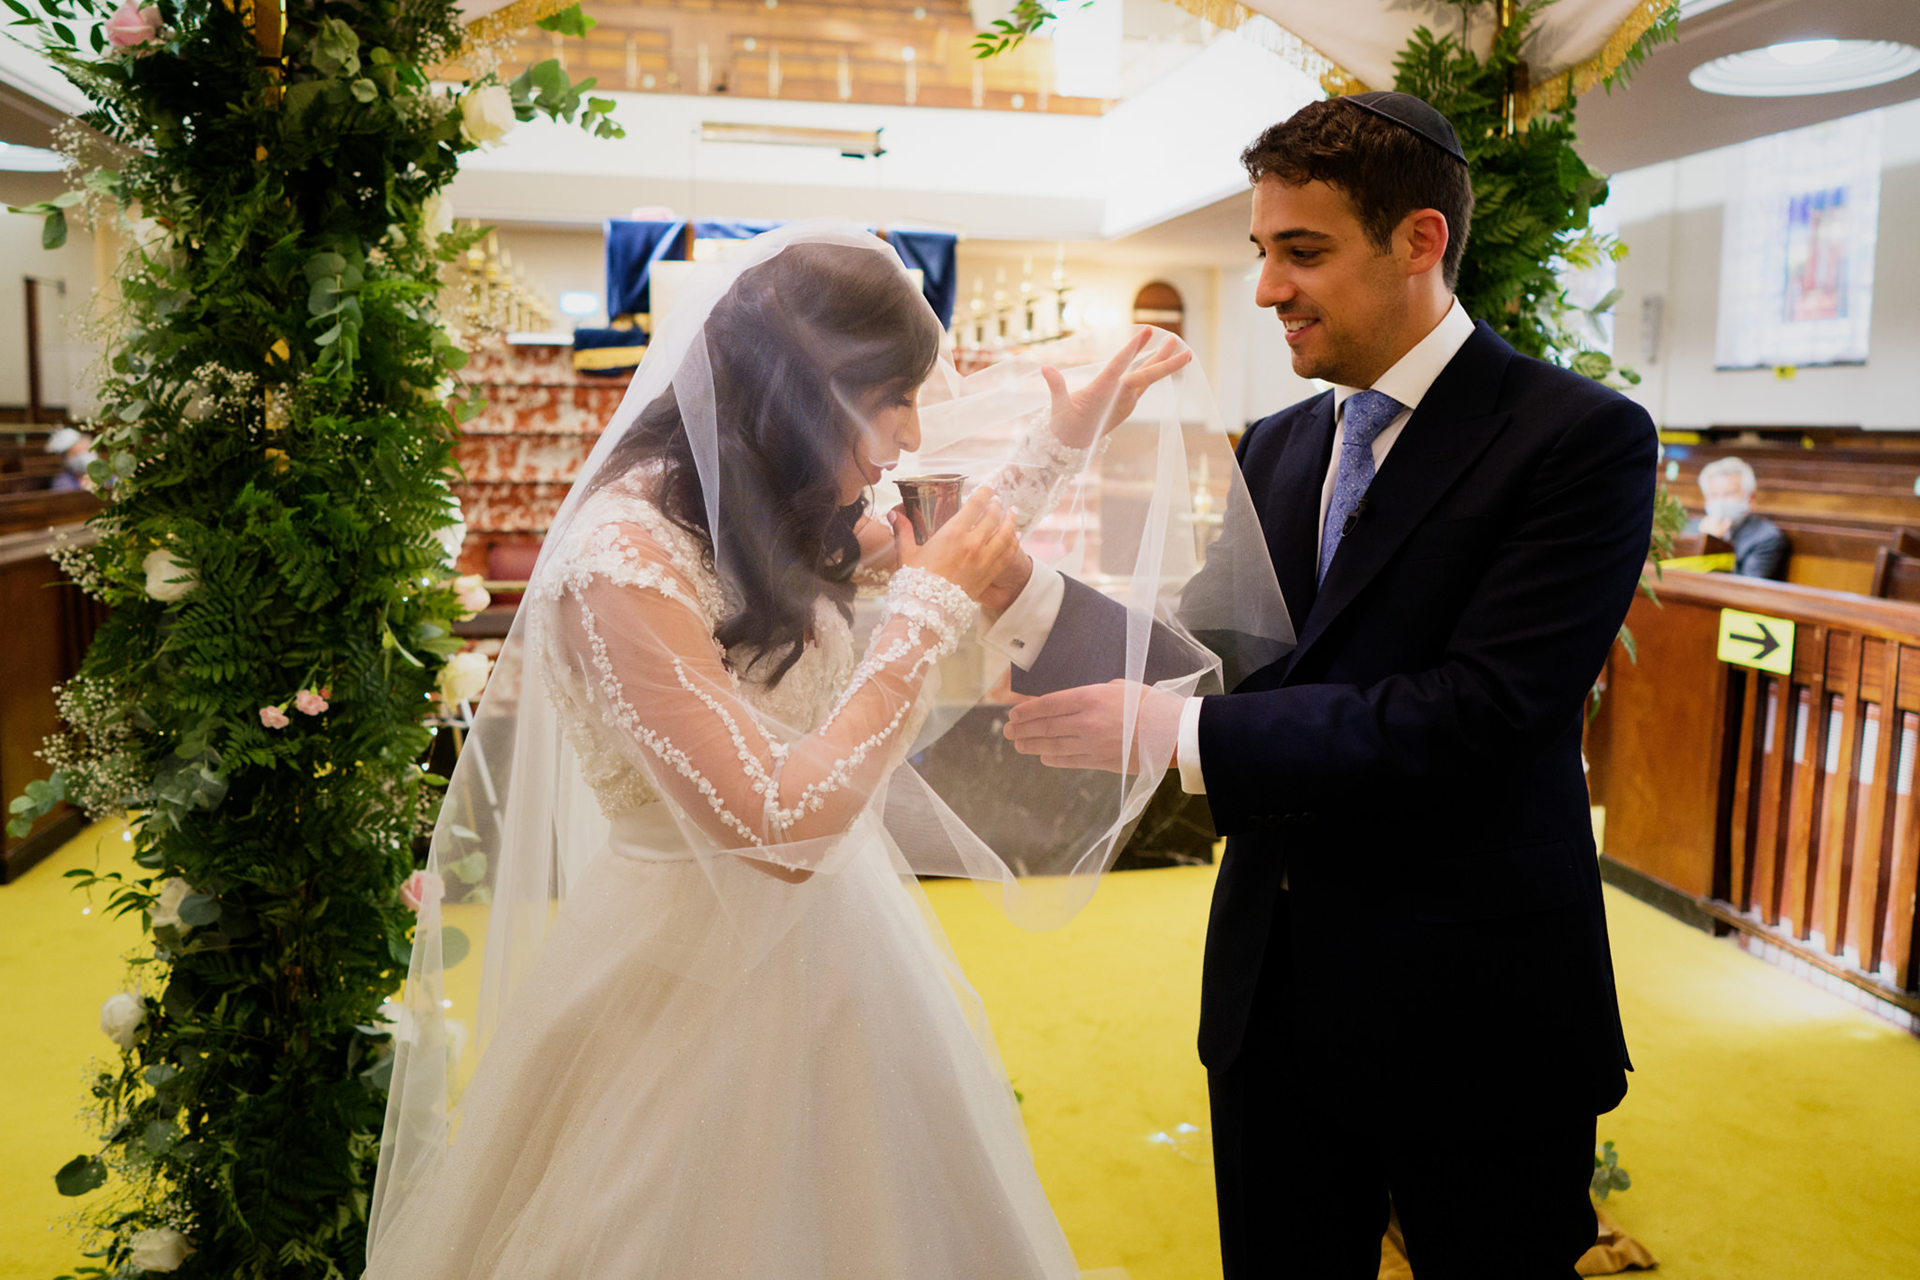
xmin=1158 ymin=0 xmax=1677 ymax=117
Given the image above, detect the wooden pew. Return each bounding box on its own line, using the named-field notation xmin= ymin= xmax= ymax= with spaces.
xmin=0 ymin=491 xmax=108 ymax=882
xmin=1587 ymin=570 xmax=1920 ymax=1007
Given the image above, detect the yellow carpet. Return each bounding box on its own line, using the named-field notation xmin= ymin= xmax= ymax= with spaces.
xmin=6 ymin=824 xmax=1920 ymax=1278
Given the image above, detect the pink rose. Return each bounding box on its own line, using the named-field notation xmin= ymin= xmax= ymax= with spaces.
xmin=105 ymin=2 xmax=162 ymax=50
xmin=259 ymin=705 xmax=290 ymax=729
xmin=294 ymin=688 xmax=329 ymax=716
xmin=399 ymin=870 xmax=444 ymax=912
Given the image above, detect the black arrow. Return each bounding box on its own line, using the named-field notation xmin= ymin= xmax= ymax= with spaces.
xmin=1729 ymin=625 xmax=1780 ymax=662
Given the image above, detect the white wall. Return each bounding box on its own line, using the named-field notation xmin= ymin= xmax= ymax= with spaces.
xmin=1607 ymin=99 xmax=1920 ymax=430
xmin=0 ymin=171 xmax=97 ymax=415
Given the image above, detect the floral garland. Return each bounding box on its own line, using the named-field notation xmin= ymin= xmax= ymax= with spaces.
xmin=3 ymin=2 xmax=616 ymax=1274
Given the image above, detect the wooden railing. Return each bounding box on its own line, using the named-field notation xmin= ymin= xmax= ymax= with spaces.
xmin=1586 ymin=569 xmax=1920 ymax=1008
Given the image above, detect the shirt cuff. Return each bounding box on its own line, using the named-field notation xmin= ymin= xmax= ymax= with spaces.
xmin=980 ymin=558 xmax=1064 ymax=671
xmin=1176 ymin=696 xmax=1206 ymax=795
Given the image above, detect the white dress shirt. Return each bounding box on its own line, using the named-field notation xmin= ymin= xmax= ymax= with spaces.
xmin=983 ymin=300 xmax=1475 ymax=793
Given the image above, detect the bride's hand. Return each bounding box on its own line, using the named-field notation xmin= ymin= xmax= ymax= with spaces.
xmin=854 ymin=514 xmax=899 ymax=576
xmin=893 ymin=484 xmax=1020 ymax=601
xmin=1043 ymin=327 xmax=1193 ymax=450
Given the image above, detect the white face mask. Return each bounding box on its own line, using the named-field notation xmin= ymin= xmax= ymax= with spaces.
xmin=1704 ymin=496 xmax=1749 ymax=524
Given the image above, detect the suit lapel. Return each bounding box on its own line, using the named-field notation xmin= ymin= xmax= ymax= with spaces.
xmin=1262 ymin=391 xmax=1337 ymax=628
xmin=1286 ymin=323 xmax=1516 ymax=673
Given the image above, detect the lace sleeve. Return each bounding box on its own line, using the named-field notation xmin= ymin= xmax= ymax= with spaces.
xmin=552 ymin=521 xmax=976 ymax=863
xmin=982 ymin=409 xmax=1100 ymax=533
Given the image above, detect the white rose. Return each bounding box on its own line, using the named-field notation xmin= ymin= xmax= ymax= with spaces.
xmin=143 ymin=547 xmax=197 ymax=602
xmin=433 ymin=494 xmax=466 ymax=565
xmin=128 ymin=1227 xmax=194 ymax=1272
xmin=128 ymin=216 xmax=183 ymax=271
xmin=438 ymin=649 xmax=492 ymax=705
xmin=100 ymin=992 xmax=145 ymax=1049
xmin=421 ymin=191 xmax=454 ymax=241
xmin=150 ymin=877 xmax=194 ymax=930
xmin=459 ymin=85 xmax=516 ymax=146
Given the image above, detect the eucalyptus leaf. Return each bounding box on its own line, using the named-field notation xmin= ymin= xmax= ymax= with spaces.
xmin=53 ymin=1155 xmax=107 ymax=1197
xmin=439 ymin=924 xmax=471 ymax=968
xmin=177 ymin=893 xmax=220 ymax=928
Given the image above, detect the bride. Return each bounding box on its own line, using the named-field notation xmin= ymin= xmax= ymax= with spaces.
xmin=364 ymin=223 xmax=1286 ymax=1277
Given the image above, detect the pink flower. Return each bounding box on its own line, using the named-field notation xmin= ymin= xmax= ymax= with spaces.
xmin=105 ymin=2 xmax=162 ymax=50
xmin=399 ymin=870 xmax=444 ymax=913
xmin=259 ymin=705 xmax=290 ymax=729
xmin=294 ymin=688 xmax=329 ymax=716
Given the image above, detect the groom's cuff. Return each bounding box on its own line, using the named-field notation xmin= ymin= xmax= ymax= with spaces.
xmin=980 ymin=559 xmax=1065 ymax=671
xmin=1176 ymin=696 xmax=1206 ymax=794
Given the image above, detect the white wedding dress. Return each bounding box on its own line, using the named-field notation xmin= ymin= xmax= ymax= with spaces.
xmin=365 ymin=445 xmax=1087 ymax=1277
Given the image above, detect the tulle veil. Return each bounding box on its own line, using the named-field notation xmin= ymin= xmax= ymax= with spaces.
xmin=366 ymin=220 xmax=1292 ymax=1252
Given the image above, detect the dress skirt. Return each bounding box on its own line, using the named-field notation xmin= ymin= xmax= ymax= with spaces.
xmin=364 ymin=808 xmax=1080 ymax=1279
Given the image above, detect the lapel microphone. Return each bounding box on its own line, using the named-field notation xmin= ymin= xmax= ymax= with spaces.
xmin=1341 ymin=497 xmax=1370 ymax=538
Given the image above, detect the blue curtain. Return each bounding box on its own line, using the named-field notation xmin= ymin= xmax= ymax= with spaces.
xmin=602 ymin=220 xmax=958 ymax=329
xmin=603 ymin=219 xmax=688 ymax=318
xmin=888 ymin=230 xmax=959 ymax=329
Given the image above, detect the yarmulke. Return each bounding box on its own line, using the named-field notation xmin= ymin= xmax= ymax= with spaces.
xmin=1341 ymin=91 xmax=1468 ymax=165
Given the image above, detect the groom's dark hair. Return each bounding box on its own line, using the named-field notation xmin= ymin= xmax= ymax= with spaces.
xmin=1242 ymin=99 xmax=1475 ymax=289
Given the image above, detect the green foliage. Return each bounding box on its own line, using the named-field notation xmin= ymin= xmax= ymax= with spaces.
xmin=1392 ymin=2 xmax=1681 ymax=691
xmin=1592 ymin=1139 xmax=1633 ymax=1200
xmin=3 ymin=3 xmax=616 ymax=1275
xmin=972 ymin=0 xmax=1087 ymax=59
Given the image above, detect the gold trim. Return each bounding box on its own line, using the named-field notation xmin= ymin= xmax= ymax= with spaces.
xmin=1159 ymin=0 xmax=1370 ymax=96
xmin=572 ymin=344 xmax=647 ymax=371
xmin=1519 ymin=0 xmax=1680 ymax=120
xmin=463 ymin=0 xmax=580 ymax=44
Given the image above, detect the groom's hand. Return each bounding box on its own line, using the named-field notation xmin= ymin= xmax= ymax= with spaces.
xmin=976 ymin=548 xmax=1034 ymax=616
xmin=1002 ymin=679 xmax=1184 ymax=774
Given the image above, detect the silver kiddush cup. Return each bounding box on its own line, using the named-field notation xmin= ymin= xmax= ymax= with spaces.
xmin=895 ymin=474 xmax=965 ymax=545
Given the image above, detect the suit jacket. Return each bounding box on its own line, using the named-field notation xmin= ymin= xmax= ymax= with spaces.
xmin=1021 ymin=321 xmax=1655 ymax=1113
xmin=1683 ymin=514 xmax=1790 ymax=580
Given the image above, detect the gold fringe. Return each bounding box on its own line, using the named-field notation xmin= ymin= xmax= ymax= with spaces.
xmin=1158 ymin=0 xmax=1370 ymax=97
xmin=463 ymin=0 xmax=580 ymax=45
xmin=1519 ymin=0 xmax=1679 ymax=120
xmin=571 ymin=344 xmax=648 ymax=371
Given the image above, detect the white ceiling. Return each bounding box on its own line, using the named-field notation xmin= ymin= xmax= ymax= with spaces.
xmin=1575 ymin=0 xmax=1920 ymax=172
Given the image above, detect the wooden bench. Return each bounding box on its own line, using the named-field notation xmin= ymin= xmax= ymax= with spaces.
xmin=1587 ymin=571 xmax=1920 ymax=1009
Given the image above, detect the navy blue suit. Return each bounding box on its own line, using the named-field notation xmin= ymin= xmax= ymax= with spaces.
xmin=1020 ymin=321 xmax=1656 ymax=1276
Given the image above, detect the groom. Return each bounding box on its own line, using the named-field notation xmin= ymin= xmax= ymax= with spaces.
xmin=990 ymin=94 xmax=1655 ymax=1276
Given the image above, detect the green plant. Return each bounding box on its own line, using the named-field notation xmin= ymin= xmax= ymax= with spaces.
xmin=1390 ymin=1 xmax=1685 ymax=682
xmin=971 ymin=0 xmax=1079 ymax=59
xmin=1591 ymin=1139 xmax=1632 ymax=1200
xmin=3 ymin=3 xmax=615 ymax=1276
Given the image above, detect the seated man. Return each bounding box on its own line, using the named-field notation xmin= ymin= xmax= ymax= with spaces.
xmin=1689 ymin=456 xmax=1788 ymax=580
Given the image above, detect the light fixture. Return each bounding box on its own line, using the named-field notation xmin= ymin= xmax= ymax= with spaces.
xmin=1690 ymin=39 xmax=1920 ymax=96
xmin=0 ymin=141 xmax=66 ymax=172
xmin=1769 ymin=39 xmax=1838 ymax=66
xmin=558 ymin=291 xmax=601 ymax=317
xmin=700 ymin=121 xmax=884 ymax=158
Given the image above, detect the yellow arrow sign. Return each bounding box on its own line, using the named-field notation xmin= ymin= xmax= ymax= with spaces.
xmin=1717 ymin=608 xmax=1795 ymax=675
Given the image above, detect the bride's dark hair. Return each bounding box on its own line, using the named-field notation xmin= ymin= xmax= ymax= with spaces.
xmin=599 ymin=241 xmax=943 ymax=685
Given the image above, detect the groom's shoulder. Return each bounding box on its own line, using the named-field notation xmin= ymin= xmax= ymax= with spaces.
xmin=1238 ymin=389 xmax=1332 ymax=459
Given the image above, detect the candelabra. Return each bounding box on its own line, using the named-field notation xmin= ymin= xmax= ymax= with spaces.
xmin=444 ymin=224 xmax=555 ymax=337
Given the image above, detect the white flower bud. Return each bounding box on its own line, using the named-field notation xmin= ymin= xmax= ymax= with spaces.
xmin=149 ymin=877 xmax=194 ymax=930
xmin=128 ymin=1227 xmax=194 ymax=1272
xmin=143 ymin=548 xmax=197 ymax=602
xmin=459 ymin=85 xmax=516 ymax=146
xmin=99 ymin=992 xmax=145 ymax=1049
xmin=438 ymin=649 xmax=492 ymax=705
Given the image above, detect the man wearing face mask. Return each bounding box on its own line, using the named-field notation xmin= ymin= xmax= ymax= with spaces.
xmin=1690 ymin=457 xmax=1788 ymax=580
xmin=44 ymin=426 xmax=97 ymax=493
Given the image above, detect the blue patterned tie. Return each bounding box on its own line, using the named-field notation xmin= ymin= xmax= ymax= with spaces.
xmin=1318 ymin=389 xmax=1404 ymax=585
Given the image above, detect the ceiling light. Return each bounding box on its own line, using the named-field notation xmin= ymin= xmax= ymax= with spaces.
xmin=1769 ymin=39 xmax=1837 ymax=66
xmin=1690 ymin=39 xmax=1920 ymax=96
xmin=0 ymin=141 xmax=66 ymax=172
xmin=558 ymin=291 xmax=600 ymax=316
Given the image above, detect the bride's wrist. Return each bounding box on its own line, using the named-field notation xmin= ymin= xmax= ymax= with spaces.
xmin=884 ymin=566 xmax=979 ymax=655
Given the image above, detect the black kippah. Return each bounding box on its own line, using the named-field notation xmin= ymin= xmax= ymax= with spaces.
xmin=1340 ymin=91 xmax=1468 ymax=165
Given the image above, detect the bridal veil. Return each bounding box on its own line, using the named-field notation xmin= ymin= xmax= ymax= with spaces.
xmin=368 ymin=221 xmax=1292 ymax=1250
